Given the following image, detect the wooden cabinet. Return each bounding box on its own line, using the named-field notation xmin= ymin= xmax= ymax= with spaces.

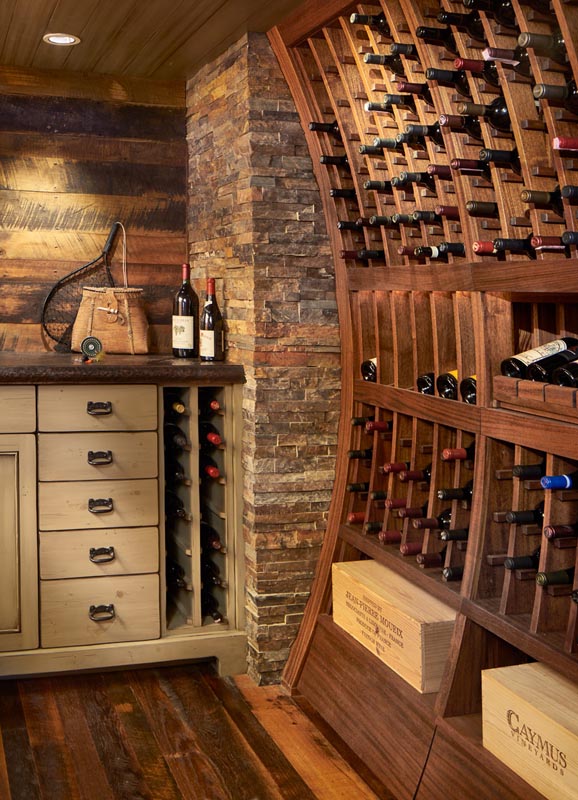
xmin=269 ymin=1 xmax=578 ymax=798
xmin=0 ymin=358 xmax=246 ymax=677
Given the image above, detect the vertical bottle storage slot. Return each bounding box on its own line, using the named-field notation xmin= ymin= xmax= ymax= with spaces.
xmin=198 ymin=386 xmax=231 ymax=626
xmin=390 ymin=291 xmax=414 ymax=388
xmin=163 ymin=386 xmax=199 ymax=629
xmin=431 ymin=291 xmax=458 ymax=399
xmin=345 ymin=402 xmax=381 ymax=529
xmin=411 ymin=292 xmax=435 ymax=394
xmin=375 ymin=291 xmax=395 ymax=386
xmin=382 ymin=412 xmax=423 ymax=547
xmin=353 ymin=290 xmax=379 ymax=383
xmin=396 ymin=417 xmax=435 ymax=554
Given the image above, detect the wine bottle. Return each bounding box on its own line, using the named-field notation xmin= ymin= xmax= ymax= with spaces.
xmin=463 ymin=0 xmax=517 ymax=31
xmin=359 ymin=144 xmax=385 ymax=156
xmin=500 ymin=338 xmax=578 ymax=378
xmin=399 ymin=463 xmax=432 ymax=483
xmin=340 ymin=248 xmax=386 ymax=262
xmin=505 ymin=501 xmax=544 ymax=525
xmin=361 ymin=358 xmax=377 ymax=382
xmin=482 ymin=46 xmax=532 ymax=79
xmin=457 ymin=97 xmax=511 ymax=133
xmin=199 ymin=421 xmax=223 ymax=448
xmin=172 ymin=263 xmax=199 ymax=358
xmin=492 ymin=235 xmax=536 ymax=259
xmin=164 ymin=422 xmax=191 ymax=451
xmin=365 ymin=419 xmax=391 ymax=433
xmin=553 ymin=136 xmax=578 ymax=152
xmin=512 ymin=460 xmax=545 ymax=479
xmin=401 ymin=122 xmax=445 ymax=149
xmin=364 ymin=178 xmax=395 ymax=192
xmin=348 ymin=448 xmax=373 ymax=460
xmin=551 ymin=361 xmax=578 ymax=387
xmin=200 ymin=453 xmax=221 ymax=480
xmin=201 ymin=521 xmax=224 ymax=551
xmin=412 ymin=507 xmax=452 ymax=530
xmin=517 ymin=30 xmax=567 ymax=67
xmin=347 ymin=481 xmax=370 ymax=492
xmin=536 ymin=567 xmax=575 ymax=586
xmin=382 ymin=93 xmax=417 ymax=111
xmin=398 ymin=502 xmax=429 ymax=519
xmin=415 ymin=25 xmax=458 ymax=55
xmin=368 ymin=215 xmax=399 ymax=229
xmin=466 ymin=200 xmax=499 ymax=218
xmin=350 ymin=11 xmax=391 ymax=36
xmin=392 ymin=171 xmax=436 ymax=192
xmin=520 ymin=186 xmax=564 ymax=217
xmin=320 ymin=154 xmax=348 ymax=166
xmin=436 ymin=370 xmax=459 ymax=400
xmin=379 ymin=530 xmax=403 ymax=545
xmin=425 ymin=67 xmax=472 ymax=99
xmin=201 ymin=557 xmax=227 ymax=588
xmin=166 ymin=558 xmax=187 ymax=590
xmin=416 ymin=546 xmax=447 ymax=567
xmin=454 ymin=57 xmax=500 ymax=88
xmin=198 ymin=395 xmax=221 ymax=417
xmin=541 ymin=469 xmax=578 ymax=490
xmin=165 ymin=490 xmax=192 ymax=522
xmin=389 ymin=213 xmax=420 ymax=227
xmin=370 ymin=489 xmax=388 ymax=500
xmin=413 ymin=246 xmax=448 ymax=261
xmin=330 ymin=187 xmax=357 ymax=199
xmin=395 ymin=80 xmax=434 ymax=106
xmin=165 ymin=457 xmax=192 ymax=486
xmin=442 ymin=441 xmax=475 ymax=462
xmin=439 ymin=113 xmax=483 ymax=142
xmin=544 ymin=523 xmax=578 ymax=540
xmin=381 ymin=460 xmax=410 ymax=474
xmin=389 ymin=42 xmax=419 ymax=59
xmin=459 ymin=375 xmax=477 ymax=404
xmin=533 ymin=80 xmax=578 ymax=116
xmin=479 ymin=146 xmax=521 ymax=175
xmin=526 ymin=346 xmax=578 ymax=382
xmin=422 ymin=205 xmax=461 ymax=222
xmin=504 ymin=546 xmax=541 ymax=570
xmin=438 ymin=242 xmax=466 ymax=257
xmin=363 ymin=52 xmax=404 ymax=75
xmin=351 ymin=415 xmax=374 ymax=427
xmin=439 ymin=528 xmax=469 ymax=542
xmin=437 ymin=480 xmax=474 ymax=502
xmin=200 ymin=277 xmax=225 ymax=362
xmin=437 ymin=9 xmax=485 ymax=41
xmin=201 ymin=589 xmax=224 ymax=622
xmin=416 ymin=372 xmax=435 ymax=395
xmin=309 ymin=120 xmax=340 ymax=138
xmin=426 ymin=164 xmax=454 ymax=180
xmin=164 ymin=395 xmax=188 ymax=421
xmin=442 ymin=565 xmax=464 ymax=581
xmin=450 ymin=158 xmax=492 ymax=182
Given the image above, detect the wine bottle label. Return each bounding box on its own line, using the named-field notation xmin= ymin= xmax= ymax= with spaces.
xmin=200 ymin=329 xmax=216 ymax=358
xmin=511 ymin=340 xmax=569 ymax=368
xmin=172 ymin=315 xmax=195 ymax=348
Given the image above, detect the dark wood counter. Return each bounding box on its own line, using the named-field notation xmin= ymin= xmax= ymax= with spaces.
xmin=0 ymin=353 xmax=245 ymax=385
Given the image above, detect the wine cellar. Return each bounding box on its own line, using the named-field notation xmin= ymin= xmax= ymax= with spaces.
xmin=268 ymin=0 xmax=578 ymax=797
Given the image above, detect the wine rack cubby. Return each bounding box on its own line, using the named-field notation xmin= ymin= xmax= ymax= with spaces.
xmin=269 ymin=0 xmax=578 ymax=797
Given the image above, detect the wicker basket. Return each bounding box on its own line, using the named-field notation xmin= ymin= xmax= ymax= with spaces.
xmin=71 ymin=286 xmax=149 ymax=354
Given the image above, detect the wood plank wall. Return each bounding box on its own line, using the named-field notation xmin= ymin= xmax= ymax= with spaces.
xmin=0 ymin=66 xmax=188 ymax=352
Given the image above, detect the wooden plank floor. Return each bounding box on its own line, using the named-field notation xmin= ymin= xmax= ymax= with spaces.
xmin=0 ymin=664 xmax=384 ymax=799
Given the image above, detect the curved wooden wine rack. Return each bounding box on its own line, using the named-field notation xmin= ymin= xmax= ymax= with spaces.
xmin=269 ymin=1 xmax=578 ymax=797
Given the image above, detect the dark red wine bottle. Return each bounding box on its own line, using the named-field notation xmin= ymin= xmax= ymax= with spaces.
xmin=395 ymin=80 xmax=434 ymax=106
xmin=172 ymin=263 xmax=199 ymax=358
xmin=200 ymin=454 xmax=221 ymax=480
xmin=454 ymin=57 xmax=500 ymax=88
xmin=442 ymin=442 xmax=475 ymax=462
xmin=199 ymin=421 xmax=223 ymax=448
xmin=399 ymin=463 xmax=432 ymax=483
xmin=544 ymin=523 xmax=578 ymax=540
xmin=439 ymin=113 xmax=483 ymax=142
xmin=412 ymin=507 xmax=452 ymax=530
xmin=200 ymin=277 xmax=225 ymax=362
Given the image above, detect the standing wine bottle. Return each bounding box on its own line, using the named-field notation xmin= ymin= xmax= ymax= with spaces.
xmin=500 ymin=338 xmax=578 ymax=378
xmin=172 ymin=263 xmax=199 ymax=358
xmin=200 ymin=277 xmax=225 ymax=362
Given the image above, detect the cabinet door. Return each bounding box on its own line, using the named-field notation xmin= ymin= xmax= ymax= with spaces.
xmin=0 ymin=435 xmax=38 ymax=652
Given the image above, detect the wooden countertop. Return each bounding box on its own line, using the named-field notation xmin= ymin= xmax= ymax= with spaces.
xmin=0 ymin=353 xmax=245 ymax=385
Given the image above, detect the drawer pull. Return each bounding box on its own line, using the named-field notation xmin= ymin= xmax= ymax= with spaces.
xmin=87 ymin=450 xmax=113 ymax=466
xmin=86 ymin=401 xmax=113 ymax=416
xmin=88 ymin=497 xmax=114 ymax=513
xmin=88 ymin=604 xmax=115 ymax=622
xmin=89 ymin=546 xmax=116 ymax=563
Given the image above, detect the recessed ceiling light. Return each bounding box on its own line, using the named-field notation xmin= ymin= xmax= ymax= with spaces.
xmin=43 ymin=32 xmax=81 ymax=46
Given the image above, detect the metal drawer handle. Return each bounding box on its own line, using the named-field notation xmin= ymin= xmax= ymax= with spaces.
xmin=89 ymin=546 xmax=116 ymax=563
xmin=88 ymin=497 xmax=114 ymax=513
xmin=87 ymin=450 xmax=113 ymax=466
xmin=88 ymin=604 xmax=115 ymax=622
xmin=86 ymin=401 xmax=113 ymax=416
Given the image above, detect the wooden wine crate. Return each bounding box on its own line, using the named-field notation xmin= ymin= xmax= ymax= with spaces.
xmin=482 ymin=662 xmax=578 ymax=800
xmin=332 ymin=561 xmax=456 ymax=693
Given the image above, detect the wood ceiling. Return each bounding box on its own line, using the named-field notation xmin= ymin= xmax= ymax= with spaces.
xmin=0 ymin=0 xmax=306 ymax=81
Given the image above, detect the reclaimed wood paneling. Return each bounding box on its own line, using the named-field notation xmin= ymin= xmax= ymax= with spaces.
xmin=0 ymin=67 xmax=187 ymax=352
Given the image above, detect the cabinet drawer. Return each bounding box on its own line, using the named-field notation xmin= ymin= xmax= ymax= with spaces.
xmin=40 ymin=574 xmax=160 ymax=647
xmin=38 ymin=479 xmax=158 ymax=530
xmin=38 ymin=432 xmax=158 ymax=481
xmin=39 ymin=527 xmax=159 ymax=579
xmin=38 ymin=385 xmax=157 ymax=432
xmin=0 ymin=386 xmax=35 ymax=433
